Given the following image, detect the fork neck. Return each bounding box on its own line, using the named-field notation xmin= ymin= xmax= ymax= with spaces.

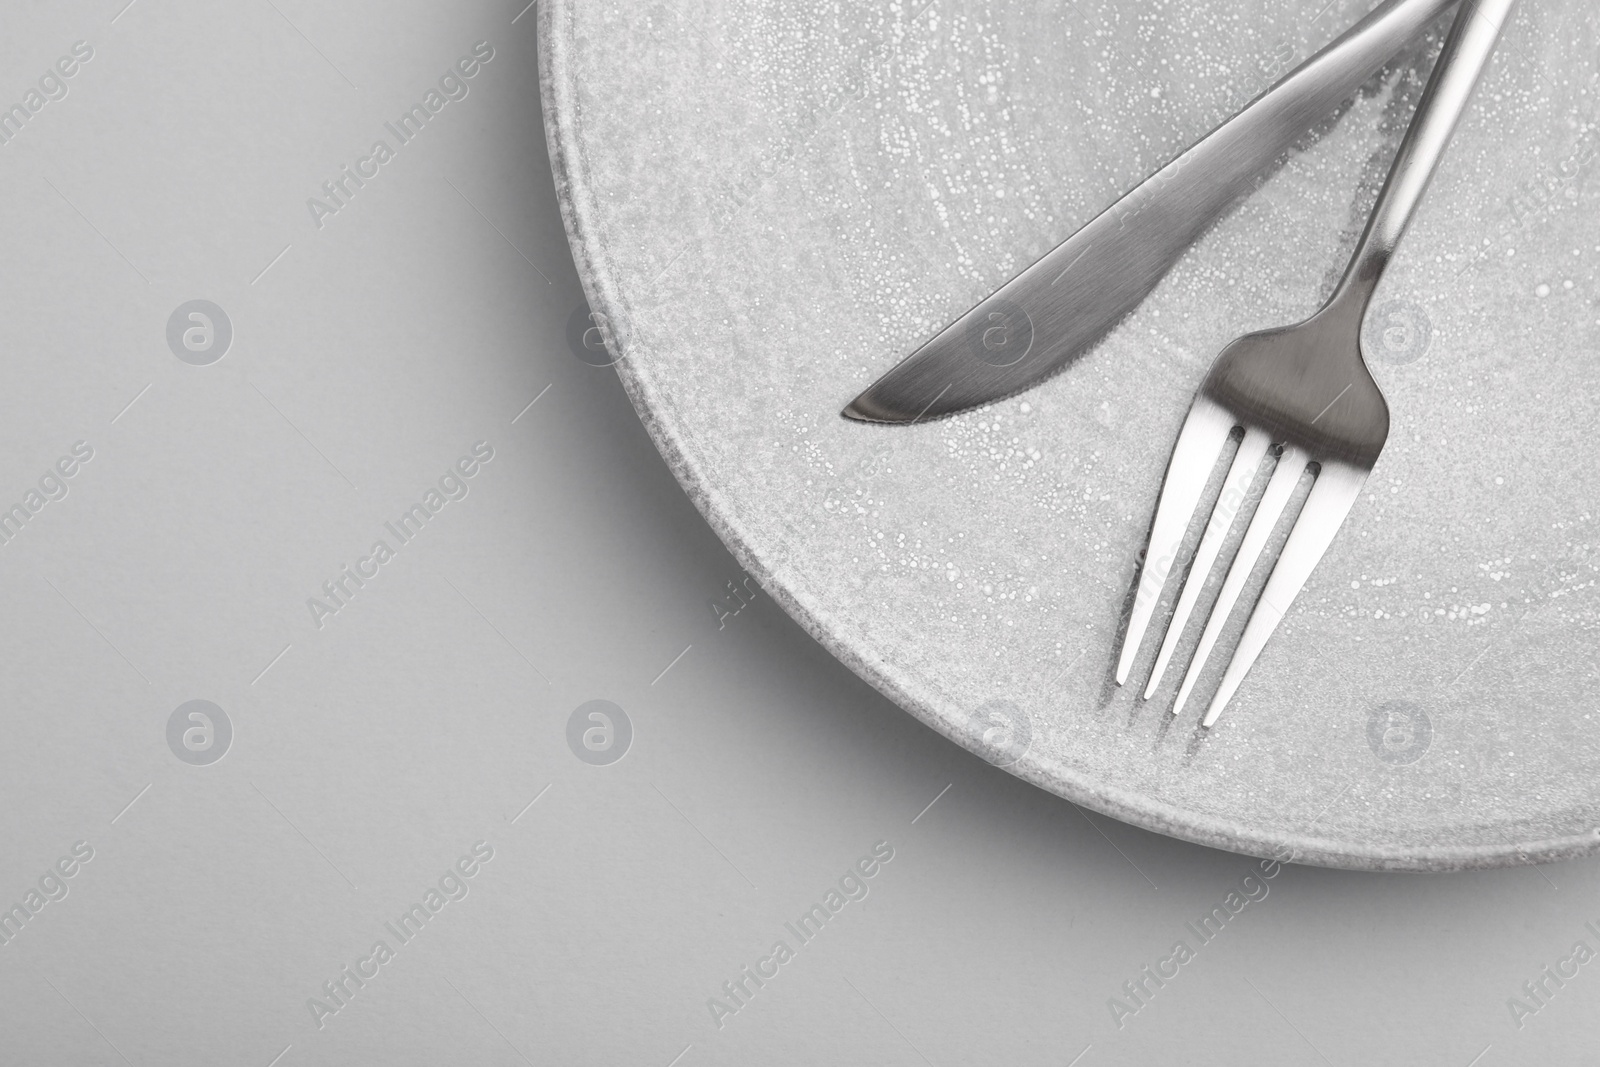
xmin=1321 ymin=0 xmax=1517 ymax=330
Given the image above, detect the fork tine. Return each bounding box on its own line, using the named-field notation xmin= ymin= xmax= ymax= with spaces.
xmin=1115 ymin=396 xmax=1236 ymax=686
xmin=1143 ymin=426 xmax=1271 ymax=699
xmin=1200 ymin=460 xmax=1369 ymax=727
xmin=1171 ymin=444 xmax=1310 ymax=717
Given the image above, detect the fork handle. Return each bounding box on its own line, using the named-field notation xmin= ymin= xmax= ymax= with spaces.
xmin=1327 ymin=0 xmax=1518 ymax=322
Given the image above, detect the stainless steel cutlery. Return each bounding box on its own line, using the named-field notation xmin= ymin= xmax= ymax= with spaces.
xmin=1116 ymin=0 xmax=1515 ymax=726
xmin=842 ymin=0 xmax=1460 ymax=425
xmin=839 ymin=0 xmax=1521 ymax=725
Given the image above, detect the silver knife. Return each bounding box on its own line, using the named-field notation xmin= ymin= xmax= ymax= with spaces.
xmin=842 ymin=0 xmax=1459 ymax=424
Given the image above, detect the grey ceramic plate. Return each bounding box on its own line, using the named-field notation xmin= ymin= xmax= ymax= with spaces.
xmin=540 ymin=0 xmax=1600 ymax=870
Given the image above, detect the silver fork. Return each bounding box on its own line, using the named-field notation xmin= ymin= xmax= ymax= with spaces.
xmin=1115 ymin=0 xmax=1517 ymax=728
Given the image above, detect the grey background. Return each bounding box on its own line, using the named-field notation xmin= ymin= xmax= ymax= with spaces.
xmin=0 ymin=1 xmax=1595 ymax=1065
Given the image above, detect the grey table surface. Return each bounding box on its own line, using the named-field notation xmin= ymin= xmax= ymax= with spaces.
xmin=1 ymin=1 xmax=1598 ymax=1065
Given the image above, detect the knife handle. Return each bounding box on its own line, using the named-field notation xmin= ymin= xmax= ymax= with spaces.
xmin=1108 ymin=0 xmax=1462 ymax=250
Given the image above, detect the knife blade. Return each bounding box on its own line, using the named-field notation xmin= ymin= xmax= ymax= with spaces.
xmin=842 ymin=0 xmax=1458 ymax=424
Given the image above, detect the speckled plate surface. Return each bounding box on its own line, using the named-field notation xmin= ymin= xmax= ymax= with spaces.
xmin=540 ymin=0 xmax=1600 ymax=869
